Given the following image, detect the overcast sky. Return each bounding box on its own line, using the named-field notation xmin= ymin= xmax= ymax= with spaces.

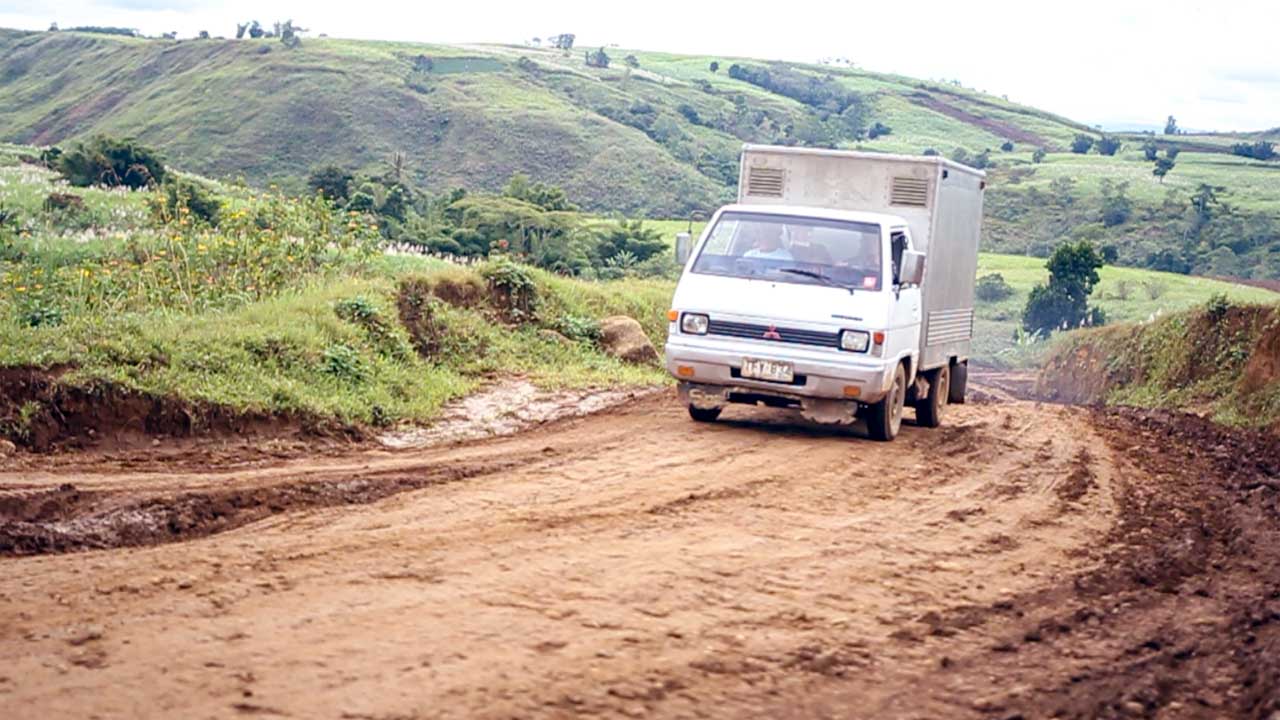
xmin=4 ymin=0 xmax=1276 ymax=132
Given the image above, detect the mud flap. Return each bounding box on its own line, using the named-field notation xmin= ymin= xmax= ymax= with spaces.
xmin=678 ymin=382 xmax=728 ymax=410
xmin=800 ymin=398 xmax=858 ymax=425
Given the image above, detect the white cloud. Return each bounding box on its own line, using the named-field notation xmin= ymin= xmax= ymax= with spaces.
xmin=6 ymin=0 xmax=1277 ymax=131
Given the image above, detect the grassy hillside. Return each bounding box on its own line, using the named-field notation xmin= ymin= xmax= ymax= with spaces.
xmin=4 ymin=27 xmax=1277 ymax=278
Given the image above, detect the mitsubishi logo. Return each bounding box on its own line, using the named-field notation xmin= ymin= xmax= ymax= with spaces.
xmin=762 ymin=325 xmax=782 ymax=340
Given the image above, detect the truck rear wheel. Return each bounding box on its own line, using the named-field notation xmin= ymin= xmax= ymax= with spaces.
xmin=948 ymin=360 xmax=968 ymax=404
xmin=915 ymin=365 xmax=950 ymax=428
xmin=866 ymin=363 xmax=906 ymax=441
xmin=688 ymin=405 xmax=722 ymax=423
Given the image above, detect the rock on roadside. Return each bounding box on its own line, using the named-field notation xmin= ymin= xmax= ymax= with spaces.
xmin=0 ymin=439 xmax=16 ymax=457
xmin=599 ymin=316 xmax=659 ymax=365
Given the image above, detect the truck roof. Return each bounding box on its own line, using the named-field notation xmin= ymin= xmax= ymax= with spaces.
xmin=717 ymin=203 xmax=910 ymax=228
xmin=741 ymin=144 xmax=987 ymax=179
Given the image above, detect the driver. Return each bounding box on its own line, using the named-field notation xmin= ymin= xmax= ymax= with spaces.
xmin=742 ymin=223 xmax=793 ymax=261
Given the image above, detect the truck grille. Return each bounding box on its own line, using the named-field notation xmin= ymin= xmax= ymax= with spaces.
xmin=707 ymin=320 xmax=840 ymax=349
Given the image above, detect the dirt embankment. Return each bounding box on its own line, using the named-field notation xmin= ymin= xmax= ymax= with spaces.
xmin=0 ymin=366 xmax=353 ymax=453
xmin=1036 ymin=303 xmax=1280 ymax=412
xmin=2 ymin=385 xmax=1278 ymax=717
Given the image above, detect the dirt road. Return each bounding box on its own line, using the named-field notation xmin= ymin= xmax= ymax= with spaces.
xmin=1 ymin=389 xmax=1278 ymax=718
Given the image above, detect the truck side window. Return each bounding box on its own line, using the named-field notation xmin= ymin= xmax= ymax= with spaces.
xmin=890 ymin=231 xmax=907 ymax=285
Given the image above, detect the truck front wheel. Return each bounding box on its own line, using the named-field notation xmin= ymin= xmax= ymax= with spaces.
xmin=866 ymin=363 xmax=906 ymax=441
xmin=915 ymin=365 xmax=950 ymax=428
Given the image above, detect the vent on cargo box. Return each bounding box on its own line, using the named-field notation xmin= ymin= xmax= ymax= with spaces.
xmin=890 ymin=177 xmax=929 ymax=207
xmin=745 ymin=166 xmax=785 ymax=198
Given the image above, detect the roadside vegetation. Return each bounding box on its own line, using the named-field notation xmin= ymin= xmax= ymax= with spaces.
xmin=1038 ymin=295 xmax=1280 ymax=430
xmin=0 ymin=143 xmax=669 ymax=444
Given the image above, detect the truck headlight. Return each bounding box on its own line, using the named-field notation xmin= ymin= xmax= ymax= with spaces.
xmin=840 ymin=330 xmax=870 ymax=352
xmin=681 ymin=313 xmax=709 ymax=335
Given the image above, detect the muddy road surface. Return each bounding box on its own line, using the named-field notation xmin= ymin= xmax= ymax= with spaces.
xmin=1 ymin=389 xmax=1278 ymax=718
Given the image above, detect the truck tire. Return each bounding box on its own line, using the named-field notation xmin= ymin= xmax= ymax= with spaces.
xmin=915 ymin=365 xmax=950 ymax=428
xmin=866 ymin=363 xmax=906 ymax=441
xmin=688 ymin=405 xmax=722 ymax=423
xmin=949 ymin=360 xmax=968 ymax=405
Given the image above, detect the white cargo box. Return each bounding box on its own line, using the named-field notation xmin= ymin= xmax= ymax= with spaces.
xmin=736 ymin=145 xmax=986 ymax=370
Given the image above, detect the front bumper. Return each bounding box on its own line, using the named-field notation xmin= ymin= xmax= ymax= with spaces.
xmin=665 ymin=333 xmax=897 ymax=404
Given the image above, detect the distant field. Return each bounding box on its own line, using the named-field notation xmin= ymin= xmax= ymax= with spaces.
xmin=972 ymin=254 xmax=1278 ymax=366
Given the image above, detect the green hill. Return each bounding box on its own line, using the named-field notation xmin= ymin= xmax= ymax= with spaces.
xmin=2 ymin=27 xmax=1278 ymax=276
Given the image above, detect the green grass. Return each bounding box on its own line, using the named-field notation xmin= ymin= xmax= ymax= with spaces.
xmin=0 ymin=260 xmax=672 ymax=428
xmin=972 ymin=253 xmax=1278 ymax=367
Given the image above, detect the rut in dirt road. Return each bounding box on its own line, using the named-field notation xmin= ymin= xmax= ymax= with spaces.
xmin=1 ymin=390 xmax=1276 ymax=718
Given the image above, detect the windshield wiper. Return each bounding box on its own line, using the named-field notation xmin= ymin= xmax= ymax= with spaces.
xmin=777 ymin=267 xmax=857 ymax=293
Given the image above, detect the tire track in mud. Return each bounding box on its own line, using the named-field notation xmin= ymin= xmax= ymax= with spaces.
xmin=0 ymin=390 xmax=1130 ymax=720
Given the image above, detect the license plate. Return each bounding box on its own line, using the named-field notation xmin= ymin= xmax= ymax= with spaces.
xmin=741 ymin=358 xmax=794 ymax=383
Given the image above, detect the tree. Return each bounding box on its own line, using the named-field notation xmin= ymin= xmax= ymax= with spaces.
xmin=1190 ymin=184 xmax=1226 ymax=225
xmin=198 ymin=30 xmax=210 ymax=39
xmin=867 ymin=122 xmax=892 ymax=139
xmin=1166 ymin=145 xmax=1181 ymax=160
xmin=279 ymin=19 xmax=304 ymax=49
xmin=248 ymin=20 xmax=264 ymax=39
xmin=550 ymin=34 xmax=575 ymax=50
xmin=1070 ymin=135 xmax=1095 ymax=154
xmin=1021 ymin=241 xmax=1106 ymax=334
xmin=1142 ymin=141 xmax=1159 ymax=161
xmin=307 ymin=165 xmax=354 ymax=203
xmin=1096 ymin=135 xmax=1123 ymax=156
xmin=1232 ymin=141 xmax=1276 ymax=161
xmin=1000 ymin=141 xmax=1014 ymax=152
xmin=56 ymin=136 xmax=166 ymax=189
xmin=48 ymin=22 xmax=59 ymax=32
xmin=709 ymin=61 xmax=720 ymax=73
xmin=623 ymin=54 xmax=639 ymax=68
xmin=1164 ymin=115 xmax=1179 ymax=135
xmin=235 ymin=22 xmax=248 ymax=39
xmin=1153 ymin=156 xmax=1175 ymax=183
xmin=585 ymin=47 xmax=610 ymax=68
xmin=595 ymin=219 xmax=666 ymax=264
xmin=1032 ymin=147 xmax=1047 ymax=163
xmin=1099 ymin=179 xmax=1132 ymax=227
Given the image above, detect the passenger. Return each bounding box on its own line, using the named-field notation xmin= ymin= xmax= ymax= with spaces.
xmin=742 ymin=224 xmax=793 ymax=261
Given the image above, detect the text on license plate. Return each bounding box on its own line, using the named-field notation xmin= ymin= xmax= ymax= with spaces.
xmin=741 ymin=358 xmax=794 ymax=383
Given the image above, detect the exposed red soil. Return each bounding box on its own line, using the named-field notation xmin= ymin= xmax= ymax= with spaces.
xmin=1 ymin=383 xmax=1277 ymax=717
xmin=0 ymin=367 xmax=359 ymax=453
xmin=907 ymin=92 xmax=1050 ymax=147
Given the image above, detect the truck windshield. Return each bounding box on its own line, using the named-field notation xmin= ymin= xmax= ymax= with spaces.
xmin=691 ymin=212 xmax=882 ymax=291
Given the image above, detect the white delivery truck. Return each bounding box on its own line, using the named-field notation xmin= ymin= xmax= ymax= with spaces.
xmin=665 ymin=145 xmax=984 ymax=441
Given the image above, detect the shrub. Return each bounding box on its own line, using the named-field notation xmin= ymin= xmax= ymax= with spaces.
xmin=322 ymin=344 xmax=367 ymax=384
xmin=1096 ymin=136 xmax=1123 ymax=156
xmin=480 ymin=257 xmax=539 ymax=323
xmin=334 ymin=296 xmax=410 ymax=360
xmin=1205 ymin=292 xmax=1231 ymax=321
xmin=1070 ymin=135 xmax=1095 ymax=154
xmin=922 ymin=148 xmax=939 ymax=156
xmin=1142 ymin=278 xmax=1168 ymax=300
xmin=549 ymin=314 xmax=602 ymax=344
xmin=56 ymin=136 xmax=166 ymax=189
xmin=1000 ymin=141 xmax=1014 ymax=152
xmin=975 ymin=273 xmax=1014 ymax=302
xmin=1032 ymin=148 xmax=1047 ymax=163
xmin=867 ymin=122 xmax=892 ymax=139
xmin=1232 ymin=141 xmax=1276 ymax=161
xmin=152 ymin=177 xmax=222 ymax=226
xmin=307 ymin=165 xmax=354 ymax=203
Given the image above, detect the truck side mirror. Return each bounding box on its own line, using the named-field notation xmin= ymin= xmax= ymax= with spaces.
xmin=900 ymin=250 xmax=926 ymax=286
xmin=675 ymin=232 xmax=692 ymax=265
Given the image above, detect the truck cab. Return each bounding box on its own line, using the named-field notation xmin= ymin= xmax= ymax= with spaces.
xmin=666 ymin=146 xmax=984 ymax=441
